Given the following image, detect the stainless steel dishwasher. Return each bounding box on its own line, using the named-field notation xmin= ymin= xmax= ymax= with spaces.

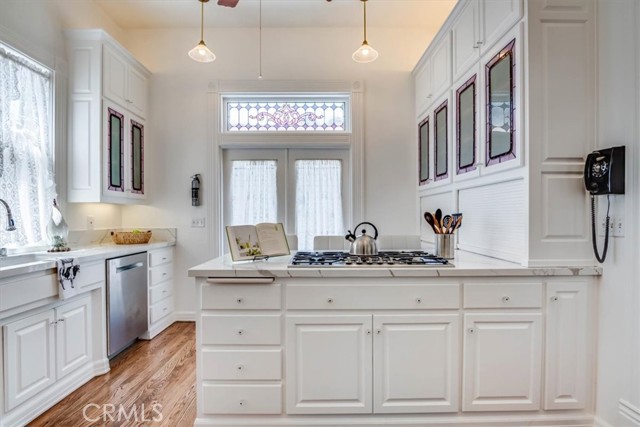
xmin=106 ymin=252 xmax=148 ymax=358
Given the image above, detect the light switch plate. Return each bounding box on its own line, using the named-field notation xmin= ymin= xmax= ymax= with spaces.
xmin=191 ymin=217 xmax=206 ymax=228
xmin=613 ymin=217 xmax=624 ymax=237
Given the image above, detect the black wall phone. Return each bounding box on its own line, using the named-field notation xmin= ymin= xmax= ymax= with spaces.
xmin=584 ymin=146 xmax=625 ymax=263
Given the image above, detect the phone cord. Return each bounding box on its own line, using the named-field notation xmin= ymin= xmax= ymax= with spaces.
xmin=591 ymin=194 xmax=610 ymax=263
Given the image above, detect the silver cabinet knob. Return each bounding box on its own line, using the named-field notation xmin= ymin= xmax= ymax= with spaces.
xmin=376 ymin=329 xmax=381 ymax=335
xmin=237 ymin=298 xmax=244 ymax=304
xmin=239 ymin=400 xmax=245 ymax=406
xmin=416 ymin=298 xmax=422 ymax=304
xmin=502 ymin=296 xmax=510 ymax=303
xmin=468 ymin=328 xmax=475 ymax=334
xmin=237 ymin=365 xmax=244 ymax=371
xmin=237 ymin=329 xmax=244 ymax=335
xmin=58 ymin=318 xmax=65 ymax=322
xmin=366 ymin=330 xmax=371 ymax=335
xmin=50 ymin=321 xmax=58 ymax=326
xmin=551 ymin=296 xmax=559 ymax=302
xmin=327 ymin=298 xmax=334 ymax=304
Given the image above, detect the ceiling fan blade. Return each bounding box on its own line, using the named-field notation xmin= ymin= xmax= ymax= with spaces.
xmin=217 ymin=0 xmax=239 ymax=7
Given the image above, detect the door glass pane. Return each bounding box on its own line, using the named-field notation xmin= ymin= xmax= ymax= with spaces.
xmin=458 ymin=80 xmax=475 ymax=170
xmin=131 ymin=121 xmax=143 ymax=193
xmin=419 ymin=118 xmax=429 ymax=183
xmin=295 ymin=160 xmax=344 ymax=250
xmin=435 ymin=102 xmax=448 ymax=178
xmin=230 ymin=160 xmax=278 ymax=225
xmin=108 ymin=109 xmax=123 ymax=190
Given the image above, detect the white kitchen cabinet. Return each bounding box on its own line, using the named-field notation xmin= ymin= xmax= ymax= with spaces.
xmin=286 ymin=315 xmax=373 ymax=414
xmin=4 ymin=310 xmax=56 ymax=411
xmin=103 ymin=44 xmax=148 ymax=119
xmin=415 ymin=57 xmax=432 ymax=116
xmin=451 ymin=0 xmax=522 ymax=80
xmin=143 ymin=248 xmax=175 ymax=339
xmin=373 ymin=314 xmax=459 ymax=414
xmin=55 ymin=296 xmax=92 ymax=380
xmin=545 ymin=282 xmax=590 ymax=410
xmin=66 ymin=29 xmax=150 ymax=204
xmin=430 ymin=34 xmax=452 ymax=101
xmin=462 ymin=313 xmax=542 ymax=412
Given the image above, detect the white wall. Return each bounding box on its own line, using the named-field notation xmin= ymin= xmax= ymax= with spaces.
xmin=0 ymin=0 xmax=125 ymax=231
xmin=595 ymin=1 xmax=640 ymax=426
xmin=120 ymin=26 xmax=436 ymax=314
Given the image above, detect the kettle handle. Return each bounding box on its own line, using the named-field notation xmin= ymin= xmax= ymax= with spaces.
xmin=354 ymin=222 xmax=379 ymax=240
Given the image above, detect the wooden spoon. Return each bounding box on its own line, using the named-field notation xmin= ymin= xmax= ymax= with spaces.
xmin=424 ymin=212 xmax=441 ymax=234
xmin=435 ymin=209 xmax=443 ymax=231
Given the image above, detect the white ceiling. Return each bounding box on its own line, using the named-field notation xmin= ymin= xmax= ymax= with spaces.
xmin=91 ymin=0 xmax=457 ymax=29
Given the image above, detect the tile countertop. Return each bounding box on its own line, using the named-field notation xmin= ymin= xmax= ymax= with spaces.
xmin=0 ymin=228 xmax=176 ymax=280
xmin=188 ymin=250 xmax=603 ymax=279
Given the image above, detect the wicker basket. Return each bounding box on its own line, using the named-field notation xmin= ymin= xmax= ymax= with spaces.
xmin=111 ymin=230 xmax=152 ymax=245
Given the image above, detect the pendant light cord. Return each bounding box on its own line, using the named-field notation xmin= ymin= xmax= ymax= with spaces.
xmin=200 ymin=0 xmax=204 ymax=42
xmin=363 ymin=0 xmax=367 ymax=43
xmin=259 ymin=0 xmax=263 ymax=78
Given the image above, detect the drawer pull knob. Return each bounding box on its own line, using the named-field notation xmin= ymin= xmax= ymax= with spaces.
xmin=551 ymin=296 xmax=559 ymax=302
xmin=238 ymin=329 xmax=244 ymax=335
xmin=162 ymin=257 xmax=167 ymax=260
xmin=237 ymin=298 xmax=243 ymax=304
xmin=237 ymin=365 xmax=243 ymax=371
xmin=50 ymin=321 xmax=58 ymax=326
xmin=367 ymin=330 xmax=371 ymax=335
xmin=468 ymin=328 xmax=475 ymax=334
xmin=162 ymin=273 xmax=167 ymax=276
xmin=327 ymin=298 xmax=334 ymax=303
xmin=239 ymin=400 xmax=245 ymax=406
xmin=58 ymin=318 xmax=65 ymax=322
xmin=376 ymin=329 xmax=381 ymax=335
xmin=416 ymin=298 xmax=422 ymax=303
xmin=502 ymin=296 xmax=510 ymax=302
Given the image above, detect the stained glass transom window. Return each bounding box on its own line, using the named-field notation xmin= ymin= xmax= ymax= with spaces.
xmin=225 ymin=100 xmax=347 ymax=132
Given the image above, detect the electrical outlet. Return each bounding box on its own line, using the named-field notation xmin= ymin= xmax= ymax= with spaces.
xmin=613 ymin=217 xmax=624 ymax=237
xmin=599 ymin=216 xmax=615 ymax=237
xmin=191 ymin=217 xmax=206 ymax=228
xmin=87 ymin=216 xmax=95 ymax=230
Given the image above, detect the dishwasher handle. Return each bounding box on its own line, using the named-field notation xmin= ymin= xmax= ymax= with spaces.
xmin=116 ymin=262 xmax=145 ymax=273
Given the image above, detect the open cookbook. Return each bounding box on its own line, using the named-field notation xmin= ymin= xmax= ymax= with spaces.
xmin=225 ymin=222 xmax=290 ymax=261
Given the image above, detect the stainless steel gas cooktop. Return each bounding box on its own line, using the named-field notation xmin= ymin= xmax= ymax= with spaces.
xmin=288 ymin=251 xmax=453 ymax=268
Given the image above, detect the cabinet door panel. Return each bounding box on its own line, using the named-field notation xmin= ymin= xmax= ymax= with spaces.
xmin=374 ymin=314 xmax=459 ymax=413
xmin=286 ymin=315 xmax=372 ymax=414
xmin=431 ymin=34 xmax=451 ymax=100
xmin=127 ymin=66 xmax=148 ymax=118
xmin=103 ymin=45 xmax=127 ymax=106
xmin=55 ymin=296 xmax=92 ymax=379
xmin=129 ymin=117 xmax=145 ymax=197
xmin=463 ymin=313 xmax=542 ymax=411
xmin=4 ymin=310 xmax=56 ymax=410
xmin=481 ymin=0 xmax=523 ymax=54
xmin=452 ymin=0 xmax=480 ymax=79
xmin=545 ymin=282 xmax=589 ymax=409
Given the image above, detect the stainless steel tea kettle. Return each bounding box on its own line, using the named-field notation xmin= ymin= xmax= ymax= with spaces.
xmin=345 ymin=222 xmax=379 ymax=255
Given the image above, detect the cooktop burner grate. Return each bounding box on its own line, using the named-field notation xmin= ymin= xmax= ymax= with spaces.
xmin=288 ymin=251 xmax=452 ymax=267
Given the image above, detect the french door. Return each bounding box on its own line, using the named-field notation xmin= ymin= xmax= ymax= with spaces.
xmin=222 ymin=148 xmax=351 ymax=251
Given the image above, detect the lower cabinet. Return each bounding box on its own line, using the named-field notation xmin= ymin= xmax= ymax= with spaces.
xmin=3 ymin=295 xmax=92 ymax=411
xmin=286 ymin=314 xmax=460 ymax=415
xmin=462 ymin=313 xmax=542 ymax=412
xmin=146 ymin=248 xmax=175 ymax=338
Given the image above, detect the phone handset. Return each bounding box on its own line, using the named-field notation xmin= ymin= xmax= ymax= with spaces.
xmin=584 ymin=146 xmax=625 ymax=263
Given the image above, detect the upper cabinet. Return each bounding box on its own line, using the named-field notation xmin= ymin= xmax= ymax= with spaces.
xmin=452 ymin=0 xmax=522 ymax=81
xmin=66 ymin=30 xmax=150 ymax=204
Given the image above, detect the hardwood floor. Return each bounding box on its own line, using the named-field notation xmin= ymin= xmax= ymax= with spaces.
xmin=30 ymin=322 xmax=196 ymax=427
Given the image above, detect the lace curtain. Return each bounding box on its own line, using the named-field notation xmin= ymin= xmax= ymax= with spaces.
xmin=0 ymin=44 xmax=54 ymax=247
xmin=230 ymin=160 xmax=278 ymax=226
xmin=295 ymin=160 xmax=343 ymax=250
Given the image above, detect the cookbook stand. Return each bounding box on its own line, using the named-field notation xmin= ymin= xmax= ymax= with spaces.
xmin=251 ymin=255 xmax=270 ymax=262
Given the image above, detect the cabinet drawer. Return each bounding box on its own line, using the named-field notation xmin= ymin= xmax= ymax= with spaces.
xmin=149 ymin=263 xmax=173 ymax=286
xmin=464 ymin=283 xmax=542 ymax=308
xmin=202 ymin=284 xmax=281 ymax=310
xmin=76 ymin=261 xmax=106 ymax=289
xmin=202 ymin=349 xmax=281 ymax=380
xmin=150 ymin=297 xmax=173 ymax=324
xmin=149 ymin=248 xmax=173 ymax=267
xmin=0 ymin=272 xmax=57 ymax=313
xmin=150 ymin=280 xmax=172 ymax=305
xmin=202 ymin=314 xmax=281 ymax=345
xmin=203 ymin=384 xmax=282 ymax=415
xmin=287 ymin=285 xmax=460 ymax=310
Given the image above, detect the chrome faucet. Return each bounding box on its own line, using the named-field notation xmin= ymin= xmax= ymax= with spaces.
xmin=0 ymin=199 xmax=16 ymax=232
xmin=0 ymin=199 xmax=16 ymax=258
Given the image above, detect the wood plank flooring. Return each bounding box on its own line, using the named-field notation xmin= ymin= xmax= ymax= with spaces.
xmin=30 ymin=322 xmax=196 ymax=427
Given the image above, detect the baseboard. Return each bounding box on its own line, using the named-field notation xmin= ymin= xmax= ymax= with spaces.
xmin=174 ymin=310 xmax=196 ymax=321
xmin=2 ymin=360 xmax=105 ymax=427
xmin=620 ymin=399 xmax=640 ymax=426
xmin=594 ymin=416 xmax=617 ymax=427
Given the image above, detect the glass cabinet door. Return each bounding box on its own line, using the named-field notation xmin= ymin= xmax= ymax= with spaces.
xmin=130 ymin=119 xmax=144 ymax=195
xmin=456 ymin=75 xmax=477 ymax=174
xmin=107 ymin=108 xmax=124 ymax=192
xmin=418 ymin=117 xmax=429 ymax=185
xmin=434 ymin=100 xmax=448 ymax=181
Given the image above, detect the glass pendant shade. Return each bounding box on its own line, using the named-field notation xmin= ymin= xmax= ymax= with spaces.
xmin=189 ymin=40 xmax=216 ymax=62
xmin=352 ymin=41 xmax=379 ymax=63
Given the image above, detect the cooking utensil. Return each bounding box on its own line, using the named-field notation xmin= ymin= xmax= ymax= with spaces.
xmin=345 ymin=222 xmax=379 ymax=255
xmin=452 ymin=215 xmax=463 ymax=232
xmin=435 ymin=209 xmax=443 ymax=230
xmin=423 ymin=212 xmax=440 ymax=234
xmin=442 ymin=216 xmax=454 ymax=234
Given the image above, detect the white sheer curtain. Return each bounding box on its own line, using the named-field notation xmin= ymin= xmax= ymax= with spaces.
xmin=230 ymin=160 xmax=278 ymax=225
xmin=0 ymin=44 xmax=54 ymax=247
xmin=295 ymin=160 xmax=343 ymax=250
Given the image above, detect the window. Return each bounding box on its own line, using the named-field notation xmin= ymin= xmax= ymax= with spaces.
xmin=0 ymin=43 xmax=54 ymax=247
xmin=224 ymin=97 xmax=348 ymax=132
xmin=223 ymin=149 xmax=349 ymax=251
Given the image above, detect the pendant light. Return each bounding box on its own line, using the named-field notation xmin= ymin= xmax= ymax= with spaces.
xmin=352 ymin=0 xmax=378 ymax=63
xmin=188 ymin=0 xmax=216 ymax=63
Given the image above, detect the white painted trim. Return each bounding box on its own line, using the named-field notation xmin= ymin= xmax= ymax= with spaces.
xmin=174 ymin=311 xmax=196 ymax=322
xmin=620 ymin=399 xmax=640 ymax=426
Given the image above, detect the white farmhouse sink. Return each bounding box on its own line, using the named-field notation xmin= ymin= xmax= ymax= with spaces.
xmin=0 ymin=253 xmax=53 ymax=270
